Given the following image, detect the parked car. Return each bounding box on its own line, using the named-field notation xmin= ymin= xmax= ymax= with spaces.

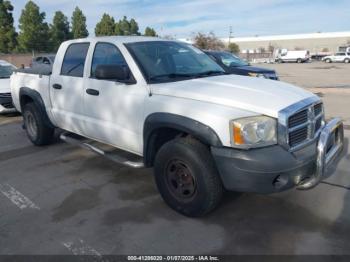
xmin=205 ymin=50 xmax=278 ymax=80
xmin=11 ymin=37 xmax=344 ymax=217
xmin=0 ymin=60 xmax=17 ymax=113
xmin=30 ymin=55 xmax=56 ymax=70
xmin=322 ymin=52 xmax=350 ymax=63
xmin=275 ymin=49 xmax=310 ymax=63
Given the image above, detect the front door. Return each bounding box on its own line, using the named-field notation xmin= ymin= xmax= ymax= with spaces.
xmin=82 ymin=42 xmax=146 ymax=155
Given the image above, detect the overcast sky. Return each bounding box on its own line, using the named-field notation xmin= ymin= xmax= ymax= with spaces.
xmin=11 ymin=0 xmax=350 ymax=38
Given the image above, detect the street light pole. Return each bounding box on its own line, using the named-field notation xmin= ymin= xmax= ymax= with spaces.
xmin=228 ymin=26 xmax=233 ymax=45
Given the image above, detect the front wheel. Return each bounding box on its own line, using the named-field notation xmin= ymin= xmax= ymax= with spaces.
xmin=344 ymin=59 xmax=350 ymax=64
xmin=325 ymin=59 xmax=332 ymax=63
xmin=154 ymin=138 xmax=223 ymax=217
xmin=296 ymin=58 xmax=302 ymax=63
xmin=23 ymin=103 xmax=55 ymax=146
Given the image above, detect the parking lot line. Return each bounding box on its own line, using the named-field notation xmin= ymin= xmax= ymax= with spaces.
xmin=62 ymin=239 xmax=102 ymax=257
xmin=0 ymin=183 xmax=40 ymax=210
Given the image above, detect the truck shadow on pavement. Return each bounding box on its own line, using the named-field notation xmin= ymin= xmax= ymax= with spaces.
xmin=204 ymin=137 xmax=350 ymax=254
xmin=48 ymin=138 xmax=350 ymax=255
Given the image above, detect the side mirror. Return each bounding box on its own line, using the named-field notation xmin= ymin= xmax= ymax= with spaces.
xmin=95 ymin=64 xmax=135 ymax=84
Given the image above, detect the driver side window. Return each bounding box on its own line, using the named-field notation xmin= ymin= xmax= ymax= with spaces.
xmin=91 ymin=43 xmax=128 ymax=78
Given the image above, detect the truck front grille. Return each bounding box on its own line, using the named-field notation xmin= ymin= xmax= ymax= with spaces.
xmin=288 ymin=109 xmax=308 ymax=128
xmin=287 ymin=102 xmax=324 ymax=150
xmin=0 ymin=93 xmax=11 ymax=98
xmin=1 ymin=102 xmax=14 ymax=109
xmin=0 ymin=93 xmax=14 ymax=109
xmin=278 ymin=97 xmax=325 ymax=152
xmin=289 ymin=127 xmax=308 ymax=147
xmin=314 ymin=103 xmax=322 ymax=116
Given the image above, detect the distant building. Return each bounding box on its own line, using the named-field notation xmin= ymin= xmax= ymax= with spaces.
xmin=221 ymin=31 xmax=350 ymax=54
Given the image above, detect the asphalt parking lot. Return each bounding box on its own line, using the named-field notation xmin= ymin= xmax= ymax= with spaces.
xmin=262 ymin=61 xmax=350 ymax=89
xmin=0 ymin=62 xmax=350 ymax=255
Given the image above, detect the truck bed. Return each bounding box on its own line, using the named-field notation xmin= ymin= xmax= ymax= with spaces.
xmin=10 ymin=69 xmax=52 ymax=113
xmin=15 ymin=65 xmax=52 ymax=76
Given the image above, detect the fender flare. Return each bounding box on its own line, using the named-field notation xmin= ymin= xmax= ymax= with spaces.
xmin=143 ymin=113 xmax=223 ymax=166
xmin=19 ymin=87 xmax=55 ymax=128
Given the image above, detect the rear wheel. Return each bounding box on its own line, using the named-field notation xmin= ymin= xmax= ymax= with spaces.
xmin=344 ymin=58 xmax=350 ymax=64
xmin=154 ymin=137 xmax=223 ymax=217
xmin=23 ymin=103 xmax=54 ymax=146
xmin=296 ymin=58 xmax=302 ymax=63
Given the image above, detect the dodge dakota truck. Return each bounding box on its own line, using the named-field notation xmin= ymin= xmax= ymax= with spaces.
xmin=10 ymin=37 xmax=344 ymax=217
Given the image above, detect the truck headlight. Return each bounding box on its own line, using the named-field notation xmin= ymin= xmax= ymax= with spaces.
xmin=230 ymin=116 xmax=277 ymax=149
xmin=248 ymin=72 xmax=267 ymax=78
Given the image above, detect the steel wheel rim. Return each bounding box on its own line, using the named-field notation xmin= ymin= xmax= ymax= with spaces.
xmin=25 ymin=111 xmax=38 ymax=139
xmin=165 ymin=159 xmax=197 ymax=200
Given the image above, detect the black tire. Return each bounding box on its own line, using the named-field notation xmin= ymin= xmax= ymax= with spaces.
xmin=296 ymin=58 xmax=302 ymax=63
xmin=23 ymin=103 xmax=54 ymax=146
xmin=154 ymin=137 xmax=223 ymax=217
xmin=325 ymin=59 xmax=332 ymax=63
xmin=344 ymin=59 xmax=350 ymax=64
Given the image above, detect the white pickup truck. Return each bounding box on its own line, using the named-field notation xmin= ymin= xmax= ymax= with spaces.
xmin=11 ymin=37 xmax=344 ymax=217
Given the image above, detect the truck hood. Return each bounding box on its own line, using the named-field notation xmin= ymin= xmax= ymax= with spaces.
xmin=151 ymin=75 xmax=317 ymax=118
xmin=0 ymin=78 xmax=10 ymax=93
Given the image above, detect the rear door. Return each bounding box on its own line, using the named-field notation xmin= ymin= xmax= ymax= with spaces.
xmin=335 ymin=53 xmax=345 ymax=62
xmin=50 ymin=42 xmax=90 ymax=134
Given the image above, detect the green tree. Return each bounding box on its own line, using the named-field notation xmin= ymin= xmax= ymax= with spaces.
xmin=95 ymin=13 xmax=115 ymax=36
xmin=17 ymin=0 xmax=50 ymax=52
xmin=118 ymin=16 xmax=130 ymax=35
xmin=144 ymin=27 xmax=157 ymax=37
xmin=114 ymin=22 xmax=123 ymax=35
xmin=129 ymin=18 xmax=140 ymax=35
xmin=114 ymin=16 xmax=141 ymax=36
xmin=228 ymin=42 xmax=240 ymax=54
xmin=0 ymin=0 xmax=17 ymax=53
xmin=193 ymin=32 xmax=224 ymax=50
xmin=49 ymin=11 xmax=70 ymax=51
xmin=114 ymin=16 xmax=132 ymax=35
xmin=71 ymin=7 xmax=88 ymax=39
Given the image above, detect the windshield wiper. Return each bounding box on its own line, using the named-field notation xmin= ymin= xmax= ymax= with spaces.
xmin=149 ymin=73 xmax=196 ymax=81
xmin=196 ymin=70 xmax=226 ymax=77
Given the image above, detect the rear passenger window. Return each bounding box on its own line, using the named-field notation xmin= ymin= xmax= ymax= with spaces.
xmin=91 ymin=43 xmax=127 ymax=78
xmin=61 ymin=43 xmax=90 ymax=77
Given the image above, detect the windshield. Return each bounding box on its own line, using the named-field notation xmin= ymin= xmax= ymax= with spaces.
xmin=48 ymin=55 xmax=56 ymax=62
xmin=125 ymin=41 xmax=225 ymax=83
xmin=0 ymin=65 xmax=15 ymax=78
xmin=217 ymin=52 xmax=248 ymax=67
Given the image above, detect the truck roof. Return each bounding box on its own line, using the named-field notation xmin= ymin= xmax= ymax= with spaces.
xmin=63 ymin=36 xmax=169 ymax=45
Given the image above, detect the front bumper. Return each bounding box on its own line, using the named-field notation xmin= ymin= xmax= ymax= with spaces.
xmin=0 ymin=93 xmax=15 ymax=113
xmin=211 ymin=118 xmax=344 ymax=194
xmin=264 ymin=73 xmax=279 ymax=81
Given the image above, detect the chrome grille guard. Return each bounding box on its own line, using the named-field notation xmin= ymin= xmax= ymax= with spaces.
xmin=297 ymin=117 xmax=344 ymax=190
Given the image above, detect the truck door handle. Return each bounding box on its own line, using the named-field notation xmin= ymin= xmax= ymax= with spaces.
xmin=52 ymin=84 xmax=62 ymax=90
xmin=86 ymin=89 xmax=99 ymax=96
